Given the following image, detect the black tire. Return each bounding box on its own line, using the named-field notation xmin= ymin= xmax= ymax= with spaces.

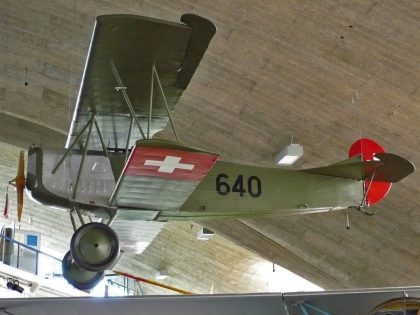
xmin=70 ymin=222 xmax=120 ymax=272
xmin=62 ymin=251 xmax=104 ymax=291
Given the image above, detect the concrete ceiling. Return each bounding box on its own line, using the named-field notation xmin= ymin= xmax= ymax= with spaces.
xmin=0 ymin=0 xmax=419 ymax=294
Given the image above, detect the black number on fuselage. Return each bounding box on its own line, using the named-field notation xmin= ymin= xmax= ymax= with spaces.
xmin=232 ymin=175 xmax=246 ymax=197
xmin=216 ymin=174 xmax=262 ymax=198
xmin=216 ymin=173 xmax=230 ymax=195
xmin=248 ymin=176 xmax=262 ymax=198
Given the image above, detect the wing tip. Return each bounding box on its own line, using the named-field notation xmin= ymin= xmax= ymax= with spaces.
xmin=177 ymin=14 xmax=217 ymax=89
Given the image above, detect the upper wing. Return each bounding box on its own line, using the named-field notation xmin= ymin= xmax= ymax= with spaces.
xmin=66 ymin=14 xmax=215 ymax=150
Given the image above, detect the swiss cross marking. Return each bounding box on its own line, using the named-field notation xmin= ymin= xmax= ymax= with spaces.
xmin=144 ymin=156 xmax=195 ymax=173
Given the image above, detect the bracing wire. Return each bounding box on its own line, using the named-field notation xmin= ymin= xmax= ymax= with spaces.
xmin=352 ymin=91 xmax=364 ymax=154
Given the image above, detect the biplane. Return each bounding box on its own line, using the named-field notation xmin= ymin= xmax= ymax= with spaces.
xmin=18 ymin=14 xmax=414 ymax=290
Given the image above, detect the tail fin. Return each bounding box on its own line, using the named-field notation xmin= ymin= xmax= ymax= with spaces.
xmin=349 ymin=138 xmax=390 ymax=207
xmin=304 ymin=138 xmax=415 ymax=207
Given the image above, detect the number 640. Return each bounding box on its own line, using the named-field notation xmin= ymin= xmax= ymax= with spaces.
xmin=216 ymin=173 xmax=262 ymax=198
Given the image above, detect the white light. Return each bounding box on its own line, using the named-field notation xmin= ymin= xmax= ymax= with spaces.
xmin=251 ymin=261 xmax=323 ymax=292
xmin=197 ymin=227 xmax=214 ymax=241
xmin=277 ymin=155 xmax=300 ymax=165
xmin=155 ymin=270 xmax=168 ymax=280
xmin=276 ymin=144 xmax=303 ymax=165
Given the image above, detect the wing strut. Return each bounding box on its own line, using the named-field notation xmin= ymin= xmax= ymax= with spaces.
xmin=125 ymin=117 xmax=134 ymax=163
xmin=147 ymin=63 xmax=154 ymax=139
xmin=52 ymin=114 xmax=96 ymax=174
xmin=52 ymin=113 xmax=103 ymax=201
xmin=109 ymin=59 xmax=146 ymax=140
xmin=94 ymin=118 xmax=109 ymax=157
xmin=110 ymin=60 xmax=180 ymax=143
xmin=153 ymin=65 xmax=180 ymax=143
xmin=72 ymin=113 xmax=95 ymax=200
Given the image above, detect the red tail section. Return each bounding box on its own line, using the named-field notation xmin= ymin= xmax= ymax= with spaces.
xmin=349 ymin=138 xmax=392 ymax=207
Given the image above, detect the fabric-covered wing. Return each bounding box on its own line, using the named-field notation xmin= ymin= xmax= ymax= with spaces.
xmin=66 ymin=14 xmax=215 ymax=150
xmin=111 ymin=219 xmax=166 ymax=254
xmin=110 ymin=139 xmax=219 ymax=212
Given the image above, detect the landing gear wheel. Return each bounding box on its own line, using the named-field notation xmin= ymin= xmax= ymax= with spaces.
xmin=70 ymin=222 xmax=120 ymax=272
xmin=62 ymin=251 xmax=104 ymax=291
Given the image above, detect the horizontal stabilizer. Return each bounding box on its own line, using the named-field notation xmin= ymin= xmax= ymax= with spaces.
xmin=303 ymin=153 xmax=414 ymax=183
xmin=372 ymin=153 xmax=415 ymax=182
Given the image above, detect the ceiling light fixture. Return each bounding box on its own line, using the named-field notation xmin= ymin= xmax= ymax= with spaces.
xmin=275 ymin=143 xmax=303 ymax=165
xmin=197 ymin=227 xmax=214 ymax=241
xmin=155 ymin=270 xmax=168 ymax=280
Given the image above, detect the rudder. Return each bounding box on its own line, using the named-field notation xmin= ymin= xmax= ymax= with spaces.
xmin=349 ymin=138 xmax=391 ymax=207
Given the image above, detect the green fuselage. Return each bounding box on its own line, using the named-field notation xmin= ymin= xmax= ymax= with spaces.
xmin=26 ymin=141 xmax=364 ymax=222
xmin=157 ymin=161 xmax=364 ymax=221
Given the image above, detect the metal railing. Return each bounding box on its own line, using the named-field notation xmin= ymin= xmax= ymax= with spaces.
xmin=0 ymin=233 xmax=140 ymax=295
xmin=0 ymin=233 xmax=62 ymax=277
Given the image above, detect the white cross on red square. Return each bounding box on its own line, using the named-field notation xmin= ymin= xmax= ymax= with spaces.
xmin=124 ymin=146 xmax=219 ymax=181
xmin=144 ymin=156 xmax=195 ymax=173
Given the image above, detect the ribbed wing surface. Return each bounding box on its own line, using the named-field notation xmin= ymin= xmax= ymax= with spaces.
xmin=111 ymin=219 xmax=166 ymax=254
xmin=66 ymin=14 xmax=215 ymax=150
xmin=112 ymin=140 xmax=219 ymax=211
